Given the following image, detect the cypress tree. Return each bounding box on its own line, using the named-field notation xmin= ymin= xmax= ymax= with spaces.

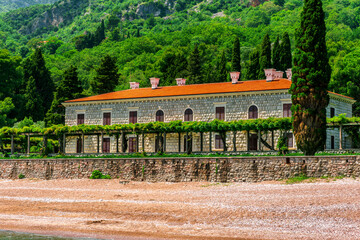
xmin=23 ymin=48 xmax=54 ymax=120
xmin=280 ymin=32 xmax=292 ymax=72
xmin=290 ymin=0 xmax=331 ymax=155
xmin=25 ymin=76 xmax=44 ymax=122
xmin=245 ymin=49 xmax=260 ymax=80
xmin=231 ymin=37 xmax=241 ymax=73
xmin=94 ymin=20 xmax=106 ymax=45
xmin=188 ymin=44 xmax=202 ymax=84
xmin=91 ymin=55 xmax=120 ymax=94
xmin=45 ymin=65 xmax=83 ymax=126
xmin=217 ymin=51 xmax=227 ymax=82
xmin=272 ymin=36 xmax=281 ymax=70
xmin=259 ymin=33 xmax=272 ymax=79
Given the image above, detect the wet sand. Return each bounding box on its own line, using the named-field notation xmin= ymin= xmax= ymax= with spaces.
xmin=0 ymin=178 xmax=359 ymax=240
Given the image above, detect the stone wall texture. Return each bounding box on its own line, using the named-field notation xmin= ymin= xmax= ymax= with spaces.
xmin=1 ymin=156 xmax=359 ymax=182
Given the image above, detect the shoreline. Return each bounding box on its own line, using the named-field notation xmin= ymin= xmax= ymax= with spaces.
xmin=0 ymin=179 xmax=359 ymax=240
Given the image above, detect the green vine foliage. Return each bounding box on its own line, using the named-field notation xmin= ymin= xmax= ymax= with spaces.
xmin=1 ymin=116 xmax=358 ymax=139
xmin=0 ymin=118 xmax=293 ymax=137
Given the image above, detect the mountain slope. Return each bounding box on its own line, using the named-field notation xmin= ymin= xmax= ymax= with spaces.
xmin=0 ymin=0 xmax=57 ymax=13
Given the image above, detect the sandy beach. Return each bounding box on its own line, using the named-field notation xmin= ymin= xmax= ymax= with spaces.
xmin=0 ymin=178 xmax=359 ymax=240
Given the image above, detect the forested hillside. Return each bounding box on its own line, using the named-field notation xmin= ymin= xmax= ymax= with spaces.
xmin=0 ymin=0 xmax=57 ymax=13
xmin=0 ymin=0 xmax=359 ymax=127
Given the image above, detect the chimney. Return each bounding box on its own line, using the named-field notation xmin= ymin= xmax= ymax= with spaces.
xmin=176 ymin=78 xmax=186 ymax=86
xmin=150 ymin=77 xmax=160 ymax=89
xmin=264 ymin=68 xmax=277 ymax=82
xmin=130 ymin=82 xmax=139 ymax=89
xmin=274 ymin=71 xmax=284 ymax=79
xmin=230 ymin=72 xmax=240 ymax=84
xmin=286 ymin=68 xmax=292 ymax=80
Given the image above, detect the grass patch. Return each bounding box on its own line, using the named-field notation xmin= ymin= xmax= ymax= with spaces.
xmin=285 ymin=174 xmax=310 ymax=184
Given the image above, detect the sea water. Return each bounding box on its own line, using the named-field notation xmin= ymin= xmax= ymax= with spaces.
xmin=0 ymin=230 xmax=98 ymax=240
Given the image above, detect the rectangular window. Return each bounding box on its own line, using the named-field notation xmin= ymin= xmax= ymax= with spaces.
xmin=330 ymin=107 xmax=335 ymax=118
xmin=103 ymin=112 xmax=111 ymax=125
xmin=216 ymin=107 xmax=225 ymax=120
xmin=283 ymin=104 xmax=292 ymax=118
xmin=331 ymin=136 xmax=335 ymax=149
xmin=102 ymin=138 xmax=110 ymax=153
xmin=129 ymin=137 xmax=137 ymax=153
xmin=215 ymin=135 xmax=224 ymax=149
xmin=77 ymin=114 xmax=84 ymax=125
xmin=287 ymin=133 xmax=294 ymax=148
xmin=129 ymin=111 xmax=137 ymax=124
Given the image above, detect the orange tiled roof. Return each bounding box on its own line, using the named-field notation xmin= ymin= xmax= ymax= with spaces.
xmin=64 ymin=79 xmax=353 ymax=103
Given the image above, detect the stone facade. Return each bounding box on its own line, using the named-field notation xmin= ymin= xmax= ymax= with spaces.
xmin=1 ymin=156 xmax=359 ymax=182
xmin=64 ymin=90 xmax=354 ymax=154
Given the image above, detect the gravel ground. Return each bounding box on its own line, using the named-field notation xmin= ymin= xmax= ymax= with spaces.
xmin=0 ymin=178 xmax=359 ymax=240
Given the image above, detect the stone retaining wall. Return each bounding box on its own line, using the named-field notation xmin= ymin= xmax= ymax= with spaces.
xmin=0 ymin=156 xmax=359 ymax=182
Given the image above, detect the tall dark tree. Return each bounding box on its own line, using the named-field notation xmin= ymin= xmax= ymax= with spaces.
xmin=91 ymin=55 xmax=120 ymax=94
xmin=94 ymin=20 xmax=106 ymax=45
xmin=272 ymin=36 xmax=281 ymax=70
xmin=245 ymin=49 xmax=261 ymax=80
xmin=274 ymin=0 xmax=285 ymax=6
xmin=187 ymin=44 xmax=202 ymax=84
xmin=280 ymin=32 xmax=292 ymax=72
xmin=45 ymin=65 xmax=83 ymax=126
xmin=231 ymin=37 xmax=241 ymax=73
xmin=25 ymin=76 xmax=44 ymax=121
xmin=290 ymin=0 xmax=331 ymax=155
xmin=259 ymin=33 xmax=272 ymax=79
xmin=23 ymin=48 xmax=54 ymax=121
xmin=158 ymin=48 xmax=188 ymax=86
xmin=217 ymin=51 xmax=228 ymax=82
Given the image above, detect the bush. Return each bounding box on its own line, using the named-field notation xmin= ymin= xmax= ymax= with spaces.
xmin=90 ymin=170 xmax=111 ymax=179
xmin=18 ymin=173 xmax=25 ymax=179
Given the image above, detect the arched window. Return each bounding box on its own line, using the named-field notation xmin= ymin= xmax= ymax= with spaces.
xmin=156 ymin=110 xmax=164 ymax=122
xmin=184 ymin=108 xmax=193 ymax=122
xmin=248 ymin=105 xmax=258 ymax=119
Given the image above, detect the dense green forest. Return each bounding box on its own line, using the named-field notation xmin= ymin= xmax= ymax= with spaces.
xmin=0 ymin=0 xmax=359 ymax=128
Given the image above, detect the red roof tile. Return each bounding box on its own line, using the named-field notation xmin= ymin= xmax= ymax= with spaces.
xmin=64 ymin=79 xmax=353 ymax=103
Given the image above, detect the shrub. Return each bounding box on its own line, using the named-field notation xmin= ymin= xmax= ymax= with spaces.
xmin=90 ymin=170 xmax=111 ymax=179
xmin=18 ymin=173 xmax=25 ymax=179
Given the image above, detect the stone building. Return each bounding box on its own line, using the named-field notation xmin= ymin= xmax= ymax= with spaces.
xmin=63 ymin=69 xmax=355 ymax=154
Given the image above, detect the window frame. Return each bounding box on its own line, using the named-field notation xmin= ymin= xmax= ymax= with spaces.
xmin=77 ymin=113 xmax=85 ymax=125
xmin=184 ymin=108 xmax=194 ymax=122
xmin=248 ymin=105 xmax=258 ymax=119
xmin=129 ymin=111 xmax=138 ymax=124
xmin=330 ymin=107 xmax=335 ymax=118
xmin=155 ymin=109 xmax=165 ymax=122
xmin=283 ymin=103 xmax=292 ymax=118
xmin=215 ymin=106 xmax=225 ymax=121
xmin=103 ymin=112 xmax=111 ymax=125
